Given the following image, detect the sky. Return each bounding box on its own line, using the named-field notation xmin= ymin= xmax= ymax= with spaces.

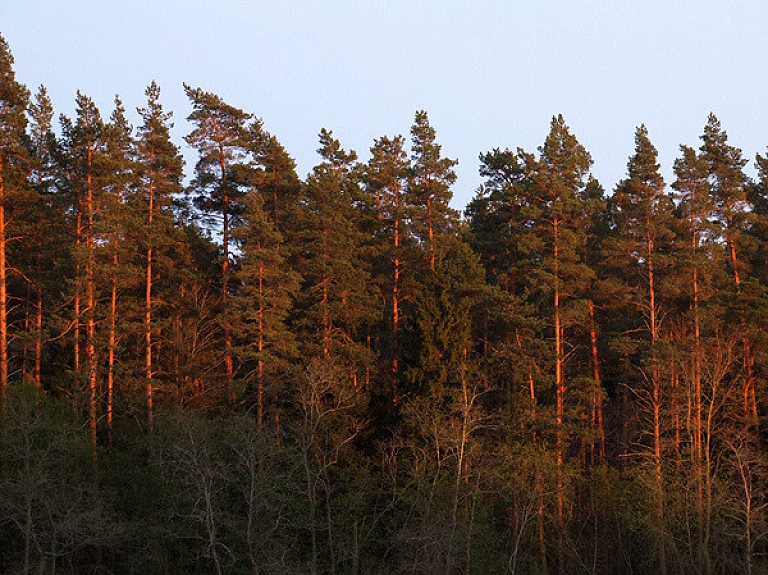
xmin=4 ymin=1 xmax=768 ymax=210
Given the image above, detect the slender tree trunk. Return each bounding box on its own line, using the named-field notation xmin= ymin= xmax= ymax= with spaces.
xmin=257 ymin=257 xmax=264 ymax=429
xmin=0 ymin=159 xmax=8 ymax=403
xmin=217 ymin=138 xmax=234 ymax=400
xmin=427 ymin=195 xmax=435 ymax=272
xmin=74 ymin=211 xmax=82 ymax=378
xmin=23 ymin=283 xmax=30 ymax=382
xmin=392 ymin=183 xmax=401 ymax=405
xmin=107 ymin=251 xmax=118 ymax=446
xmin=553 ymin=218 xmax=565 ymax=575
xmin=322 ymin=250 xmax=330 ymax=356
xmin=725 ymin=212 xmax=759 ymax=422
xmin=86 ymin=149 xmax=98 ymax=452
xmin=690 ymin=203 xmax=709 ymax=575
xmin=588 ymin=302 xmax=604 ymax=464
xmin=647 ymin=228 xmax=667 ymax=575
xmin=35 ymin=289 xmax=42 ymax=388
xmin=145 ymin=173 xmax=155 ymax=431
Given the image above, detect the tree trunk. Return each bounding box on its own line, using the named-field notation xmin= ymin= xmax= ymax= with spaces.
xmin=588 ymin=302 xmax=604 ymax=464
xmin=391 ymin=183 xmax=401 ymax=405
xmin=35 ymin=289 xmax=42 ymax=388
xmin=0 ymin=158 xmax=8 ymax=403
xmin=257 ymin=257 xmax=264 ymax=429
xmin=145 ymin=173 xmax=155 ymax=431
xmin=647 ymin=227 xmax=667 ymax=575
xmin=553 ymin=218 xmax=565 ymax=575
xmin=86 ymin=148 xmax=98 ymax=453
xmin=217 ymin=136 xmax=234 ymax=401
xmin=107 ymin=251 xmax=118 ymax=446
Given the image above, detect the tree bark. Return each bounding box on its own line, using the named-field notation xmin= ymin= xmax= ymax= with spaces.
xmin=0 ymin=158 xmax=8 ymax=403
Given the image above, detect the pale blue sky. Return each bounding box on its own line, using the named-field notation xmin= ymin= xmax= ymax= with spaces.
xmin=5 ymin=1 xmax=768 ymax=209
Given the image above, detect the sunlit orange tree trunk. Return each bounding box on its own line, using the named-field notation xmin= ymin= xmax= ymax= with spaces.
xmin=673 ymin=144 xmax=714 ymax=575
xmin=408 ymin=110 xmax=458 ymax=274
xmin=136 ymin=81 xmax=184 ymax=429
xmin=608 ymin=125 xmax=676 ymax=574
xmin=60 ymin=92 xmax=107 ymax=449
xmin=0 ymin=36 xmax=29 ymax=401
xmin=366 ymin=134 xmax=411 ymax=405
xmin=185 ymin=85 xmax=253 ymax=403
xmin=520 ymin=115 xmax=600 ymax=575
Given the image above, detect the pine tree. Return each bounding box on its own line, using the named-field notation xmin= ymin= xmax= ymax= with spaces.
xmin=0 ymin=34 xmax=29 ymax=400
xmin=232 ymin=191 xmax=299 ymax=428
xmin=608 ymin=125 xmax=676 ymax=574
xmin=185 ymin=85 xmax=253 ymax=400
xmin=408 ymin=110 xmax=458 ymax=272
xmin=522 ymin=115 xmax=599 ymax=574
xmin=672 ymin=143 xmax=714 ymax=575
xmin=100 ymin=97 xmax=139 ymax=440
xmin=60 ymin=92 xmax=108 ymax=448
xmin=365 ymin=134 xmax=411 ymax=405
xmin=136 ymin=81 xmax=184 ymax=429
xmin=298 ymin=129 xmax=378 ymax=380
xmin=699 ymin=114 xmax=756 ymax=421
xmin=25 ymin=86 xmax=59 ymax=388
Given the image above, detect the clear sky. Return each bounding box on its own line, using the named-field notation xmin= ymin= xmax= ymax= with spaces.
xmin=5 ymin=1 xmax=768 ymax=210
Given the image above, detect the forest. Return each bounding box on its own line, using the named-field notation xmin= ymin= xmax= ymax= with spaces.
xmin=1 ymin=32 xmax=768 ymax=575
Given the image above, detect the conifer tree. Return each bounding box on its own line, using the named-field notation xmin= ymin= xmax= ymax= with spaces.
xmin=0 ymin=34 xmax=29 ymax=399
xmin=60 ymin=92 xmax=107 ymax=447
xmin=522 ymin=115 xmax=599 ymax=573
xmin=25 ymin=86 xmax=60 ymax=388
xmin=608 ymin=125 xmax=675 ymax=574
xmin=100 ymin=97 xmax=138 ymax=440
xmin=672 ymin=144 xmax=714 ymax=575
xmin=408 ymin=110 xmax=458 ymax=272
xmin=299 ymin=130 xmax=378 ymax=380
xmin=699 ymin=114 xmax=756 ymax=421
xmin=185 ymin=85 xmax=253 ymax=399
xmin=246 ymin=125 xmax=303 ymax=234
xmin=365 ymin=135 xmax=411 ymax=404
xmin=136 ymin=81 xmax=184 ymax=429
xmin=232 ymin=191 xmax=300 ymax=428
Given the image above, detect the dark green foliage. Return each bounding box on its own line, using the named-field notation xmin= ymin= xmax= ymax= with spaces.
xmin=4 ymin=30 xmax=768 ymax=574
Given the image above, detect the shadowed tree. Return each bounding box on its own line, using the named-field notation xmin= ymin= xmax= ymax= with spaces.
xmin=365 ymin=134 xmax=412 ymax=405
xmin=232 ymin=190 xmax=300 ymax=428
xmin=185 ymin=85 xmax=254 ymax=400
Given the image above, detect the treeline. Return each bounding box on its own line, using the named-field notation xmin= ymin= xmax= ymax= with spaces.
xmin=2 ymin=33 xmax=768 ymax=575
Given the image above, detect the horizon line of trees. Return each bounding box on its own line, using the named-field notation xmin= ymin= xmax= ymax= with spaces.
xmin=2 ymin=33 xmax=768 ymax=575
